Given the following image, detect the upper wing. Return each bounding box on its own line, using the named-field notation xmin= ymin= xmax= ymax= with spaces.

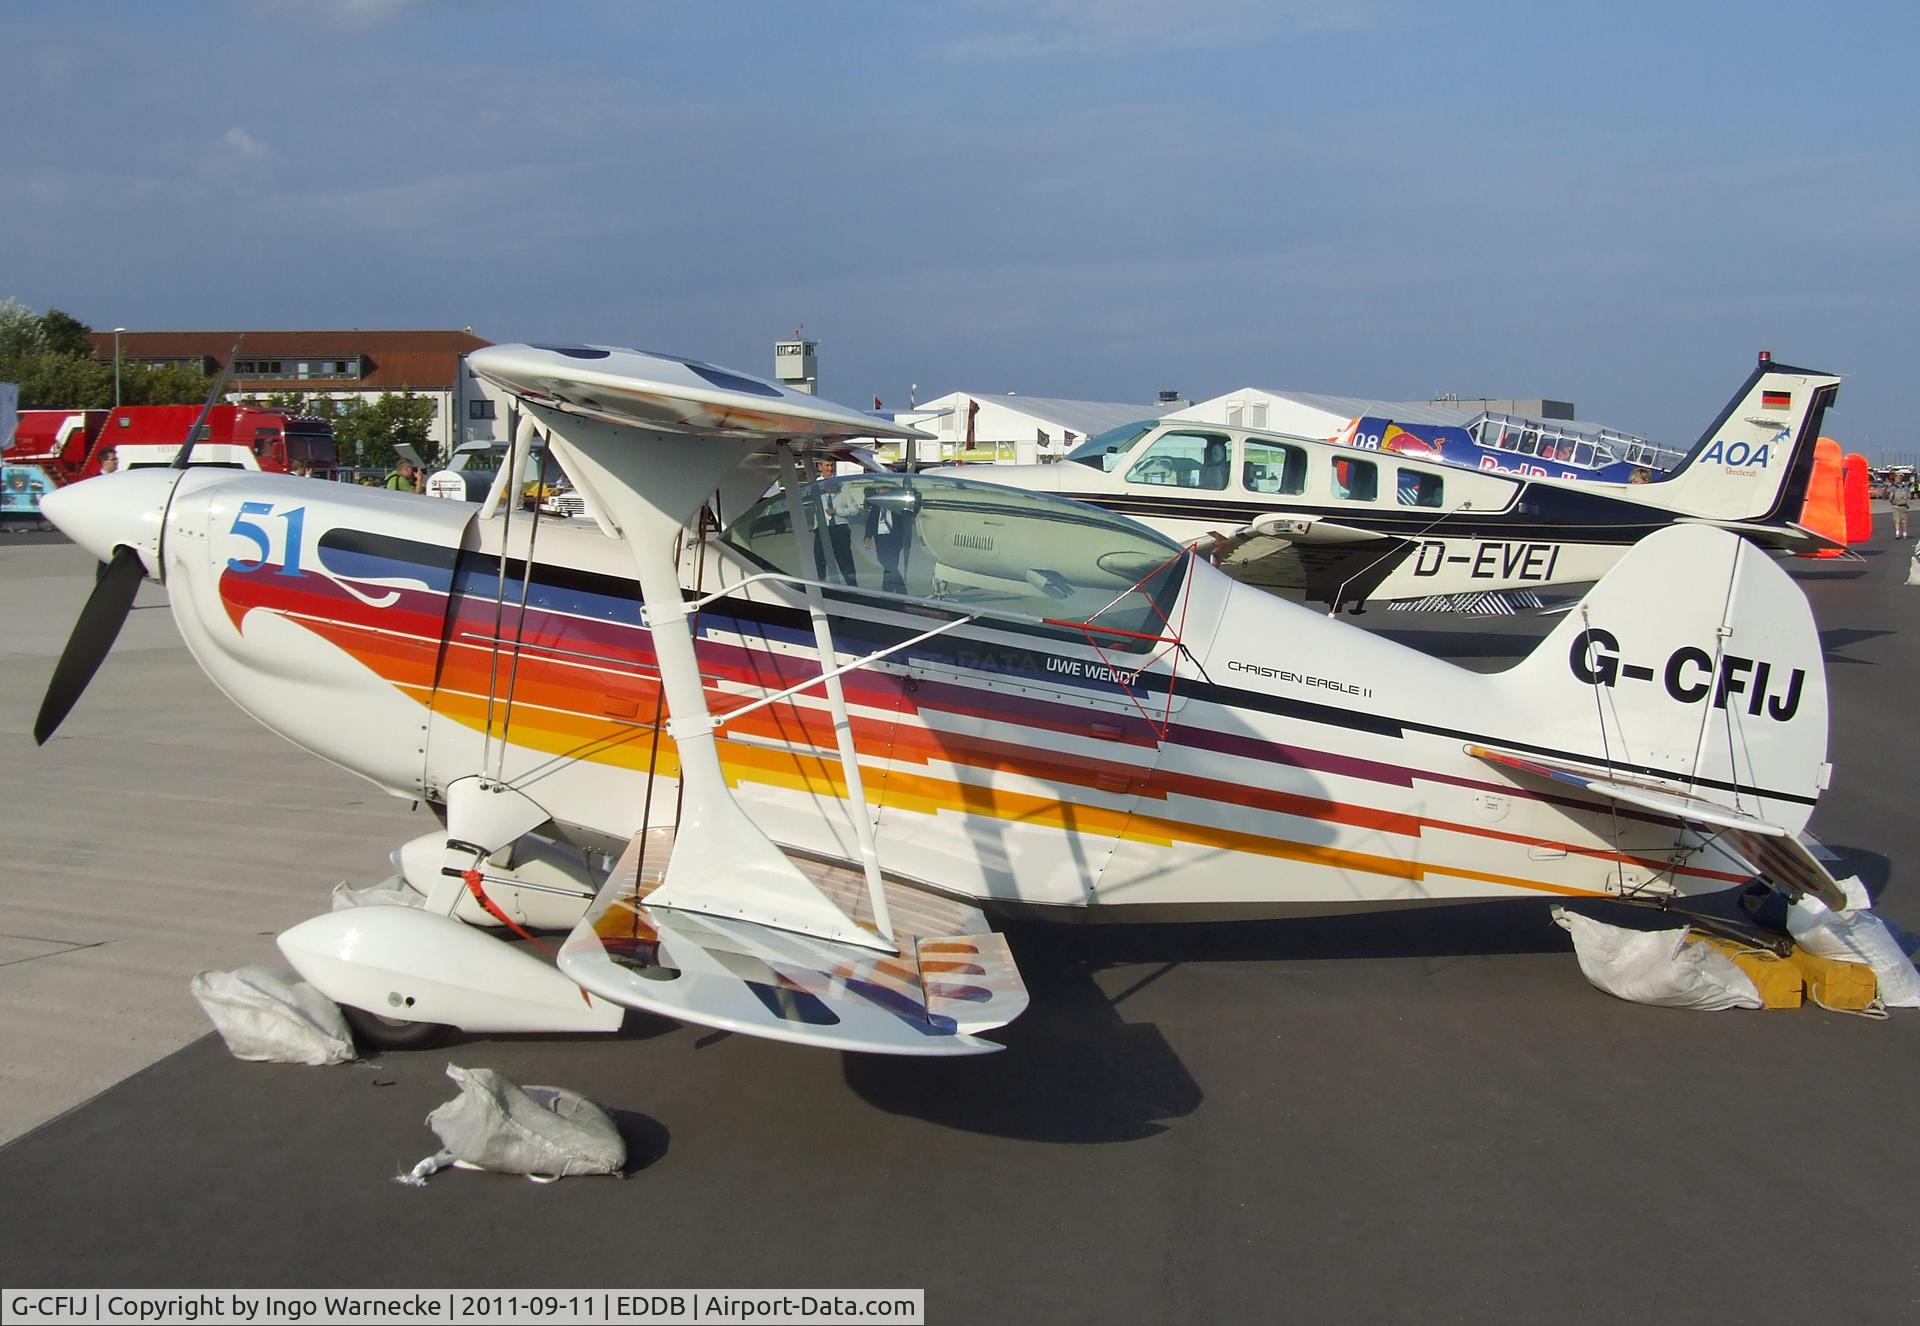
xmin=469 ymin=343 xmax=930 ymax=444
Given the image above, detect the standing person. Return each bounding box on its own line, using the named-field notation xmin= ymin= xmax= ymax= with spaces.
xmin=811 ymin=460 xmax=858 ymax=583
xmin=1891 ymin=470 xmax=1912 ymax=540
xmin=92 ymin=451 xmax=121 ymax=582
xmin=384 ymin=459 xmax=420 ymax=494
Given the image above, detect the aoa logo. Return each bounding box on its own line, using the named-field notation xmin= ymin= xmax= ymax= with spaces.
xmin=1700 ymin=438 xmax=1772 ymax=468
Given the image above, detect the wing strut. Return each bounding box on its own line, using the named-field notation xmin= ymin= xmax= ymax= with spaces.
xmin=775 ymin=443 xmax=894 ymax=944
xmin=532 ymin=407 xmax=888 ymax=953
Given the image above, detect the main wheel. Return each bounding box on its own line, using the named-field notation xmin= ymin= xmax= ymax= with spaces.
xmin=341 ymin=1004 xmax=453 ymax=1052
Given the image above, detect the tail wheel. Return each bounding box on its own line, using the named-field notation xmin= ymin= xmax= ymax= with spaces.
xmin=341 ymin=1004 xmax=453 ymax=1051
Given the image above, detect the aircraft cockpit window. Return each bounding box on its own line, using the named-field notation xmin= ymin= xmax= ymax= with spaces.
xmin=1065 ymin=421 xmax=1157 ymax=472
xmin=723 ymin=474 xmax=1188 ymax=651
xmin=1243 ymin=440 xmax=1307 ymax=495
xmin=1396 ymin=468 xmax=1444 ymax=508
xmin=1332 ymin=456 xmax=1378 ymax=502
xmin=1125 ymin=430 xmax=1232 ymax=490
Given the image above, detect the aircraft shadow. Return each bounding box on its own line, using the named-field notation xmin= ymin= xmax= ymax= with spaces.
xmin=1820 ymin=627 xmax=1894 ymax=664
xmin=1818 ymin=843 xmax=1892 ymax=901
xmin=1787 ymin=562 xmax=1870 ymax=581
xmin=843 ymin=930 xmax=1203 ymax=1146
xmin=846 ymin=899 xmax=1568 ymax=1143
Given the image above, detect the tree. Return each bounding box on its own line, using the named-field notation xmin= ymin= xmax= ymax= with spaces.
xmin=9 ymin=351 xmax=114 ymax=408
xmin=251 ymin=390 xmax=343 ymax=420
xmin=119 ymin=360 xmax=213 ymax=406
xmin=0 ymin=297 xmax=48 ymax=360
xmin=40 ymin=308 xmax=95 ymax=359
xmin=332 ymin=392 xmax=437 ymax=470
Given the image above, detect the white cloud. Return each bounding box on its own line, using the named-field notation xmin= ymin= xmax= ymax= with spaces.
xmin=939 ymin=0 xmax=1388 ymax=59
xmin=221 ymin=127 xmax=276 ymax=163
xmin=240 ymin=0 xmax=425 ymax=34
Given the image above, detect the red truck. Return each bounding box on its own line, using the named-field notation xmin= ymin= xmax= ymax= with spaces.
xmin=4 ymin=403 xmax=336 ymax=484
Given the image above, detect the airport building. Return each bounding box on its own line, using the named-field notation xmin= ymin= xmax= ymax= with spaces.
xmin=87 ymin=328 xmax=504 ymax=455
xmin=889 ymin=391 xmax=1183 ymax=465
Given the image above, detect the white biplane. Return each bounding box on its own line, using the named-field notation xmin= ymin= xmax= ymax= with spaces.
xmin=949 ymin=355 xmax=1844 ymax=613
xmin=35 ymin=344 xmax=1851 ymax=1055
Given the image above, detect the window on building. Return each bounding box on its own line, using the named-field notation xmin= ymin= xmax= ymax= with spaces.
xmin=1125 ymin=430 xmax=1233 ymax=490
xmin=469 ymin=399 xmax=496 ymax=421
xmin=1242 ymin=440 xmax=1307 ymax=494
xmin=1246 ymin=402 xmax=1269 ymax=429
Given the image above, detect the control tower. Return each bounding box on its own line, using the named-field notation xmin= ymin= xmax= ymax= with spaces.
xmin=773 ymin=337 xmax=818 ymax=395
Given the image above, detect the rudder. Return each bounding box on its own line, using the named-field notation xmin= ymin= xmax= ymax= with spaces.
xmin=1498 ymin=524 xmax=1829 ymax=833
xmin=1650 ymin=354 xmax=1842 ymax=523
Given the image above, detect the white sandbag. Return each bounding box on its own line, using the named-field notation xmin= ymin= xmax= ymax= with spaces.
xmin=190 ymin=964 xmax=357 ymax=1065
xmin=330 ymin=876 xmax=424 ymax=911
xmin=397 ymin=1064 xmax=625 ymax=1185
xmin=1552 ymin=907 xmax=1763 ymax=1010
xmin=1786 ymin=875 xmax=1920 ymax=1009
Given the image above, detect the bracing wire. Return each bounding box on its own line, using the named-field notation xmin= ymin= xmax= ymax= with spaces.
xmin=478 ymin=407 xmax=526 ymax=786
xmin=492 ymin=435 xmax=550 ymax=785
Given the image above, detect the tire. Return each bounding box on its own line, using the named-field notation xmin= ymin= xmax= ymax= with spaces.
xmin=341 ymin=1003 xmax=454 ymax=1052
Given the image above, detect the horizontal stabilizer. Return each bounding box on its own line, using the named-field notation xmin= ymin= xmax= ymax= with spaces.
xmin=1678 ymin=516 xmax=1850 ymax=555
xmin=558 ymin=831 xmax=1029 ymax=1056
xmin=1467 ymin=744 xmax=1846 ymax=909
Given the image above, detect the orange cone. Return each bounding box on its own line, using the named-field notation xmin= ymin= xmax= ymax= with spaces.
xmin=1798 ymin=437 xmax=1847 ymax=556
xmin=1842 ymin=452 xmax=1873 ymax=543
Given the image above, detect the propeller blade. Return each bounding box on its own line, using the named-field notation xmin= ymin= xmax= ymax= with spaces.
xmin=170 ymin=334 xmax=247 ymax=469
xmin=33 ymin=546 xmax=146 ymax=745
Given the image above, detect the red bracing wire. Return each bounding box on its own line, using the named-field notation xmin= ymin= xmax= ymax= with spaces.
xmin=464 ymin=867 xmax=556 ymax=957
xmin=1044 ymin=547 xmax=1199 ymax=740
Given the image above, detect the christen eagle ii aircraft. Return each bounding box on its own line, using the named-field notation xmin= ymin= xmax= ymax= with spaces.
xmin=35 ymin=344 xmax=1852 ymax=1056
xmin=951 ymin=355 xmax=1841 ymax=613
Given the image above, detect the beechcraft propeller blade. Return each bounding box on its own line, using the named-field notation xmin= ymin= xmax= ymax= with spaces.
xmin=32 ymin=545 xmax=145 ymax=745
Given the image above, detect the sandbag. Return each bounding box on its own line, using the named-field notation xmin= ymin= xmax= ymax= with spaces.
xmin=190 ymin=964 xmax=357 ymax=1065
xmin=1552 ymin=907 xmax=1762 ymax=1010
xmin=398 ymin=1064 xmax=625 ymax=1185
xmin=330 ymin=877 xmax=424 ymax=911
xmin=1786 ymin=876 xmax=1920 ymax=1009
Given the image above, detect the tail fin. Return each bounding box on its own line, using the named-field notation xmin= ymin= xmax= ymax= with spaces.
xmin=1650 ymin=354 xmax=1841 ymax=522
xmin=1497 ymin=524 xmax=1828 ymax=833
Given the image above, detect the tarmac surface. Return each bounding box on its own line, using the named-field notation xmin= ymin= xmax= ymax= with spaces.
xmin=2 ymin=529 xmax=1916 ymax=1323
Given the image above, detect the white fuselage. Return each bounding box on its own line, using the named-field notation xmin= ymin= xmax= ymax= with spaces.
xmin=127 ymin=472 xmax=1823 ymax=918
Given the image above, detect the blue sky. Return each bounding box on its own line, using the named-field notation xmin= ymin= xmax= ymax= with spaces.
xmin=4 ymin=1 xmax=1917 ymax=457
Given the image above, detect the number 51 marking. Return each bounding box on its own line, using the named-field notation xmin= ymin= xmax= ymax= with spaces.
xmin=227 ymin=502 xmax=307 ymax=576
